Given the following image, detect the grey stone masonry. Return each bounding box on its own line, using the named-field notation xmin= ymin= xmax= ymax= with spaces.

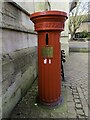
xmin=2 ymin=47 xmax=38 ymax=118
xmin=1 ymin=1 xmax=38 ymax=119
xmin=1 ymin=2 xmax=35 ymax=33
xmin=1 ymin=2 xmax=37 ymax=54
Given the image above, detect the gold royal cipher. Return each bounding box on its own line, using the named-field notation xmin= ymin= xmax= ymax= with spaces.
xmin=41 ymin=46 xmax=53 ymax=58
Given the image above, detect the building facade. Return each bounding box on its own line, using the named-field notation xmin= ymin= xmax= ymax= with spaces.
xmin=49 ymin=0 xmax=69 ymax=55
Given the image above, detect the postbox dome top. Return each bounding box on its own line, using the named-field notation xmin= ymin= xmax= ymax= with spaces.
xmin=30 ymin=10 xmax=67 ymax=19
xmin=30 ymin=10 xmax=67 ymax=31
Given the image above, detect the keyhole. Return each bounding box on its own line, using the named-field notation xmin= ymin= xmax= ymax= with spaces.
xmin=46 ymin=33 xmax=48 ymax=46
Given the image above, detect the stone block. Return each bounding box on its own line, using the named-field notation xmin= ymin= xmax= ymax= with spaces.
xmin=2 ymin=47 xmax=38 ymax=117
xmin=78 ymin=114 xmax=85 ymax=118
xmin=76 ymin=109 xmax=84 ymax=115
xmin=2 ymin=71 xmax=21 ymax=104
xmin=67 ymin=96 xmax=73 ymax=102
xmin=21 ymin=66 xmax=36 ymax=96
xmin=83 ymin=106 xmax=88 ymax=117
xmin=72 ymin=92 xmax=78 ymax=95
xmin=2 ymin=88 xmax=21 ymax=118
xmin=2 ymin=2 xmax=34 ymax=31
xmin=2 ymin=78 xmax=12 ymax=94
xmin=74 ymin=98 xmax=81 ymax=103
xmin=73 ymin=94 xmax=79 ymax=99
xmin=2 ymin=61 xmax=15 ymax=81
xmin=72 ymin=89 xmax=78 ymax=92
xmin=75 ymin=103 xmax=82 ymax=109
xmin=28 ymin=34 xmax=37 ymax=47
xmin=33 ymin=68 xmax=38 ymax=80
xmin=68 ymin=112 xmax=76 ymax=118
xmin=2 ymin=46 xmax=37 ymax=74
xmin=2 ymin=72 xmax=21 ymax=94
xmin=67 ymin=101 xmax=75 ymax=108
xmin=77 ymin=87 xmax=88 ymax=116
xmin=21 ymin=64 xmax=29 ymax=74
xmin=2 ymin=30 xmax=29 ymax=53
xmin=0 ymin=81 xmax=2 ymax=97
xmin=11 ymin=72 xmax=22 ymax=85
xmin=0 ymin=96 xmax=2 ymax=119
xmin=68 ymin=107 xmax=76 ymax=114
xmin=67 ymin=88 xmax=73 ymax=102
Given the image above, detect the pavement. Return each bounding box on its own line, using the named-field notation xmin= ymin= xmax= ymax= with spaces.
xmin=10 ymin=52 xmax=89 ymax=119
xmin=69 ymin=41 xmax=89 ymax=48
xmin=69 ymin=41 xmax=90 ymax=52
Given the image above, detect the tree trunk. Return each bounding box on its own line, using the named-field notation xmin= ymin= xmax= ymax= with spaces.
xmin=70 ymin=31 xmax=76 ymax=41
xmin=70 ymin=33 xmax=74 ymax=41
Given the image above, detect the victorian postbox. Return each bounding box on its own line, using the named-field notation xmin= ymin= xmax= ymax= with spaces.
xmin=30 ymin=11 xmax=67 ymax=106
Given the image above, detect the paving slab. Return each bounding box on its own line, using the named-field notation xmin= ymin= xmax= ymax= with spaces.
xmin=10 ymin=80 xmax=68 ymax=118
xmin=10 ymin=52 xmax=89 ymax=119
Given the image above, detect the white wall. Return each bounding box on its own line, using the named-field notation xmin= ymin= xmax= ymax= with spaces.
xmin=12 ymin=0 xmax=49 ymax=13
xmin=13 ymin=0 xmax=35 ymax=13
xmin=49 ymin=0 xmax=69 ymax=55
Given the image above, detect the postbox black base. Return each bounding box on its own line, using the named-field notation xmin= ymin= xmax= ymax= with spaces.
xmin=36 ymin=96 xmax=63 ymax=108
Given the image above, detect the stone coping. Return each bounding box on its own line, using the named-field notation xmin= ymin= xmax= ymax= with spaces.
xmin=3 ymin=0 xmax=30 ymax=16
xmin=1 ymin=1 xmax=37 ymax=34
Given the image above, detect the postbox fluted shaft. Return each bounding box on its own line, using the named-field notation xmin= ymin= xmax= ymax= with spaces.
xmin=30 ymin=11 xmax=67 ymax=106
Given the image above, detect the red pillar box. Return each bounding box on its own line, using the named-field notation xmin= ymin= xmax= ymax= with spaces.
xmin=30 ymin=11 xmax=67 ymax=106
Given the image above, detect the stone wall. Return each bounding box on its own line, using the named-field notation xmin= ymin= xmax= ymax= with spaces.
xmin=1 ymin=2 xmax=38 ymax=118
xmin=2 ymin=47 xmax=38 ymax=118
